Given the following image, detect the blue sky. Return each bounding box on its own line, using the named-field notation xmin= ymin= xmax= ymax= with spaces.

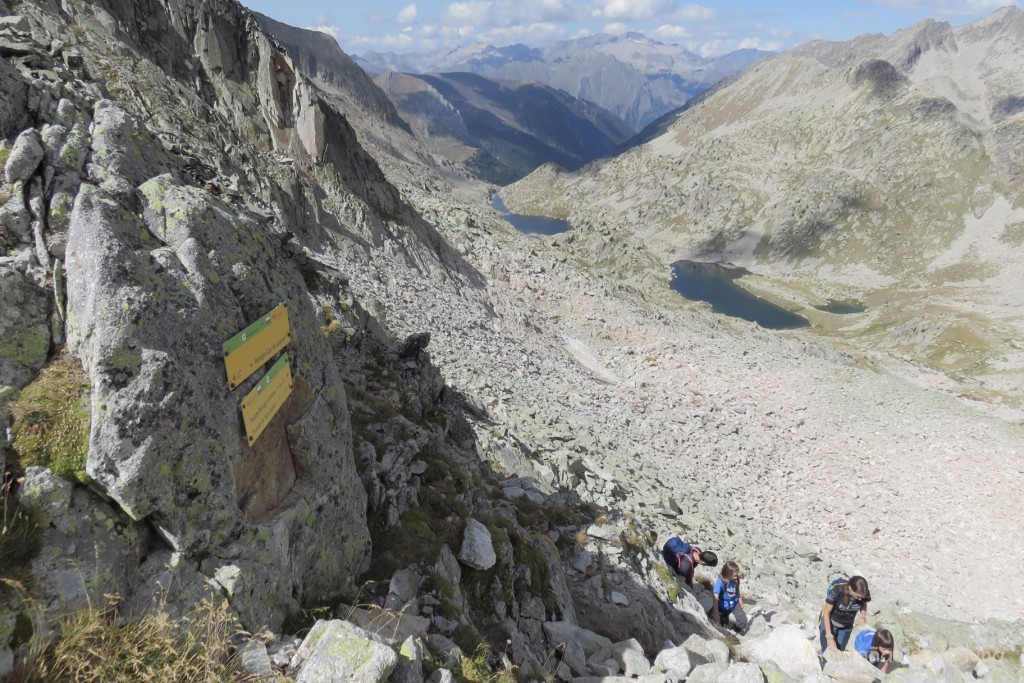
xmin=240 ymin=0 xmax=1020 ymax=57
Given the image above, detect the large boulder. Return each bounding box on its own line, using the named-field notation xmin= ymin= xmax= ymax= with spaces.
xmin=4 ymin=128 xmax=44 ymax=184
xmin=0 ymin=257 xmax=50 ymax=392
xmin=587 ymin=638 xmax=651 ymax=677
xmin=543 ymin=621 xmax=612 ymax=657
xmin=654 ymin=644 xmax=706 ymax=678
xmin=821 ymin=647 xmax=884 ymax=682
xmin=458 ymin=518 xmax=496 ymax=570
xmin=341 ymin=604 xmax=430 ymax=646
xmin=64 ymin=128 xmax=369 ymax=628
xmin=291 ymin=619 xmax=399 ymax=683
xmin=738 ymin=624 xmax=820 ymax=678
xmin=18 ymin=467 xmax=148 ymax=616
xmin=683 ymin=634 xmax=730 ymax=664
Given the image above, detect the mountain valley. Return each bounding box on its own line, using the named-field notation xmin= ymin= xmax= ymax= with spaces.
xmin=0 ymin=0 xmax=1022 ymax=681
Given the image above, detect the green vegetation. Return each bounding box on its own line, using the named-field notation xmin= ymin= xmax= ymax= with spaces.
xmin=9 ymin=354 xmax=91 ymax=483
xmin=1 ymin=475 xmax=41 ymax=599
xmin=7 ymin=598 xmax=247 ymax=683
xmin=654 ymin=563 xmax=680 ymax=604
xmin=456 ymin=644 xmax=518 ymax=683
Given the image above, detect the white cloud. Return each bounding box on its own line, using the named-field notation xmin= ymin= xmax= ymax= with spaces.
xmin=478 ymin=21 xmax=567 ymax=43
xmin=692 ymin=36 xmax=783 ymax=57
xmin=674 ymin=4 xmax=716 ymax=21
xmin=650 ymin=24 xmax=693 ymax=41
xmin=398 ymin=4 xmax=418 ymax=24
xmin=602 ymin=21 xmax=629 ymax=33
xmin=857 ymin=0 xmax=1013 ymax=16
xmin=444 ymin=0 xmax=492 ymax=25
xmin=347 ymin=32 xmax=417 ymax=49
xmin=593 ymin=0 xmax=677 ymax=21
xmin=307 ymin=24 xmax=340 ymax=39
xmin=441 ymin=0 xmax=586 ymax=27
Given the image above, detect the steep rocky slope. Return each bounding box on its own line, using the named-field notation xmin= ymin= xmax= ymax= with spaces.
xmin=505 ymin=7 xmax=1024 ymax=411
xmin=358 ymin=34 xmax=770 ymax=131
xmin=2 ymin=0 xmax=1024 ymax=680
xmin=373 ymin=70 xmax=632 ymax=184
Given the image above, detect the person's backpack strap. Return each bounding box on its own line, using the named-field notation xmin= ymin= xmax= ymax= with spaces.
xmin=826 ymin=578 xmax=847 ymax=604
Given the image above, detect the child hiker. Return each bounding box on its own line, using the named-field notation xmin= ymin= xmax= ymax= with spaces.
xmin=855 ymin=628 xmax=894 ymax=673
xmin=709 ymin=560 xmax=748 ymax=632
xmin=661 ymin=536 xmax=718 ymax=588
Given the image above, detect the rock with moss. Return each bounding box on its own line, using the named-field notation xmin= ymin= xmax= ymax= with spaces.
xmin=19 ymin=466 xmax=148 ymax=616
xmin=4 ymin=129 xmax=43 ymax=185
xmin=290 ymin=619 xmax=398 ymax=683
xmin=0 ymin=59 xmax=29 ymax=139
xmin=64 ymin=141 xmax=368 ymax=627
xmin=0 ymin=258 xmax=51 ymax=390
xmin=391 ymin=635 xmax=426 ymax=683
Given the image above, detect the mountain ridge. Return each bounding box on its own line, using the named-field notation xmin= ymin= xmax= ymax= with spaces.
xmin=356 ymin=33 xmax=771 ymax=131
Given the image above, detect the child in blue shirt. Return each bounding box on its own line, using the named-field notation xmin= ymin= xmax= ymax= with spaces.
xmin=709 ymin=561 xmax=748 ymax=632
xmin=854 ymin=628 xmax=894 ymax=673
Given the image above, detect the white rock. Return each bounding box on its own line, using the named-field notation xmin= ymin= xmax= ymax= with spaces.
xmin=292 ymin=620 xmax=398 ymax=683
xmin=458 ymin=518 xmax=496 ymax=570
xmin=737 ymin=624 xmax=820 ymax=678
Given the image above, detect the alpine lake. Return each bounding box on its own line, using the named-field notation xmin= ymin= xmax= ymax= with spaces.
xmin=493 ymin=197 xmax=864 ymax=330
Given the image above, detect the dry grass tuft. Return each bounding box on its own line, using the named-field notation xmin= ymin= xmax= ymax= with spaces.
xmin=7 ymin=597 xmax=249 ymax=683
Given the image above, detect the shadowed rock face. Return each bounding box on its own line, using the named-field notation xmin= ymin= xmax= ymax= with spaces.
xmin=374 ymin=70 xmax=633 ymax=184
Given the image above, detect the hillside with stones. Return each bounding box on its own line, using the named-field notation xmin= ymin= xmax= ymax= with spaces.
xmin=1 ymin=0 xmax=1023 ymax=681
xmin=504 ymin=7 xmax=1024 ymax=413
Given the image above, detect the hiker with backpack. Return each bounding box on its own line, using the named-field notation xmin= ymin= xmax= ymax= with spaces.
xmin=661 ymin=536 xmax=718 ymax=588
xmin=819 ymin=575 xmax=871 ymax=652
xmin=709 ymin=560 xmax=748 ymax=632
xmin=854 ymin=628 xmax=894 ymax=673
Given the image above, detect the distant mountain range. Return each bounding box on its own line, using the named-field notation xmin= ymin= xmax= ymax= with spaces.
xmin=503 ymin=7 xmax=1024 ymax=400
xmin=373 ymin=71 xmax=633 ymax=184
xmin=357 ymin=33 xmax=771 ymax=131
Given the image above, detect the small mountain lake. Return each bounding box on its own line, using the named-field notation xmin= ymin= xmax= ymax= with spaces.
xmin=491 ymin=195 xmax=570 ymax=235
xmin=814 ymin=299 xmax=866 ymax=314
xmin=670 ymin=261 xmax=810 ymax=330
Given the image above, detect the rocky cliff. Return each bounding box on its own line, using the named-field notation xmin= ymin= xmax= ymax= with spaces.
xmin=2 ymin=0 xmax=1024 ymax=681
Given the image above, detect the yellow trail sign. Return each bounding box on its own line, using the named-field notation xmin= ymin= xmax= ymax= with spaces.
xmin=241 ymin=353 xmax=293 ymax=445
xmin=223 ymin=303 xmax=291 ymax=390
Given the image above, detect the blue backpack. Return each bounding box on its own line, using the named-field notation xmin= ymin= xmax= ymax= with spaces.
xmin=854 ymin=629 xmax=876 ymax=657
xmin=665 ymin=537 xmax=692 ymax=556
xmin=719 ymin=578 xmax=740 ymax=611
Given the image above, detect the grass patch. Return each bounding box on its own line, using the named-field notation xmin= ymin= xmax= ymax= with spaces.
xmin=654 ymin=563 xmax=681 ymax=604
xmin=9 ymin=354 xmax=91 ymax=483
xmin=1 ymin=474 xmax=42 ymax=599
xmin=456 ymin=644 xmax=517 ymax=683
xmin=7 ymin=598 xmax=247 ymax=683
